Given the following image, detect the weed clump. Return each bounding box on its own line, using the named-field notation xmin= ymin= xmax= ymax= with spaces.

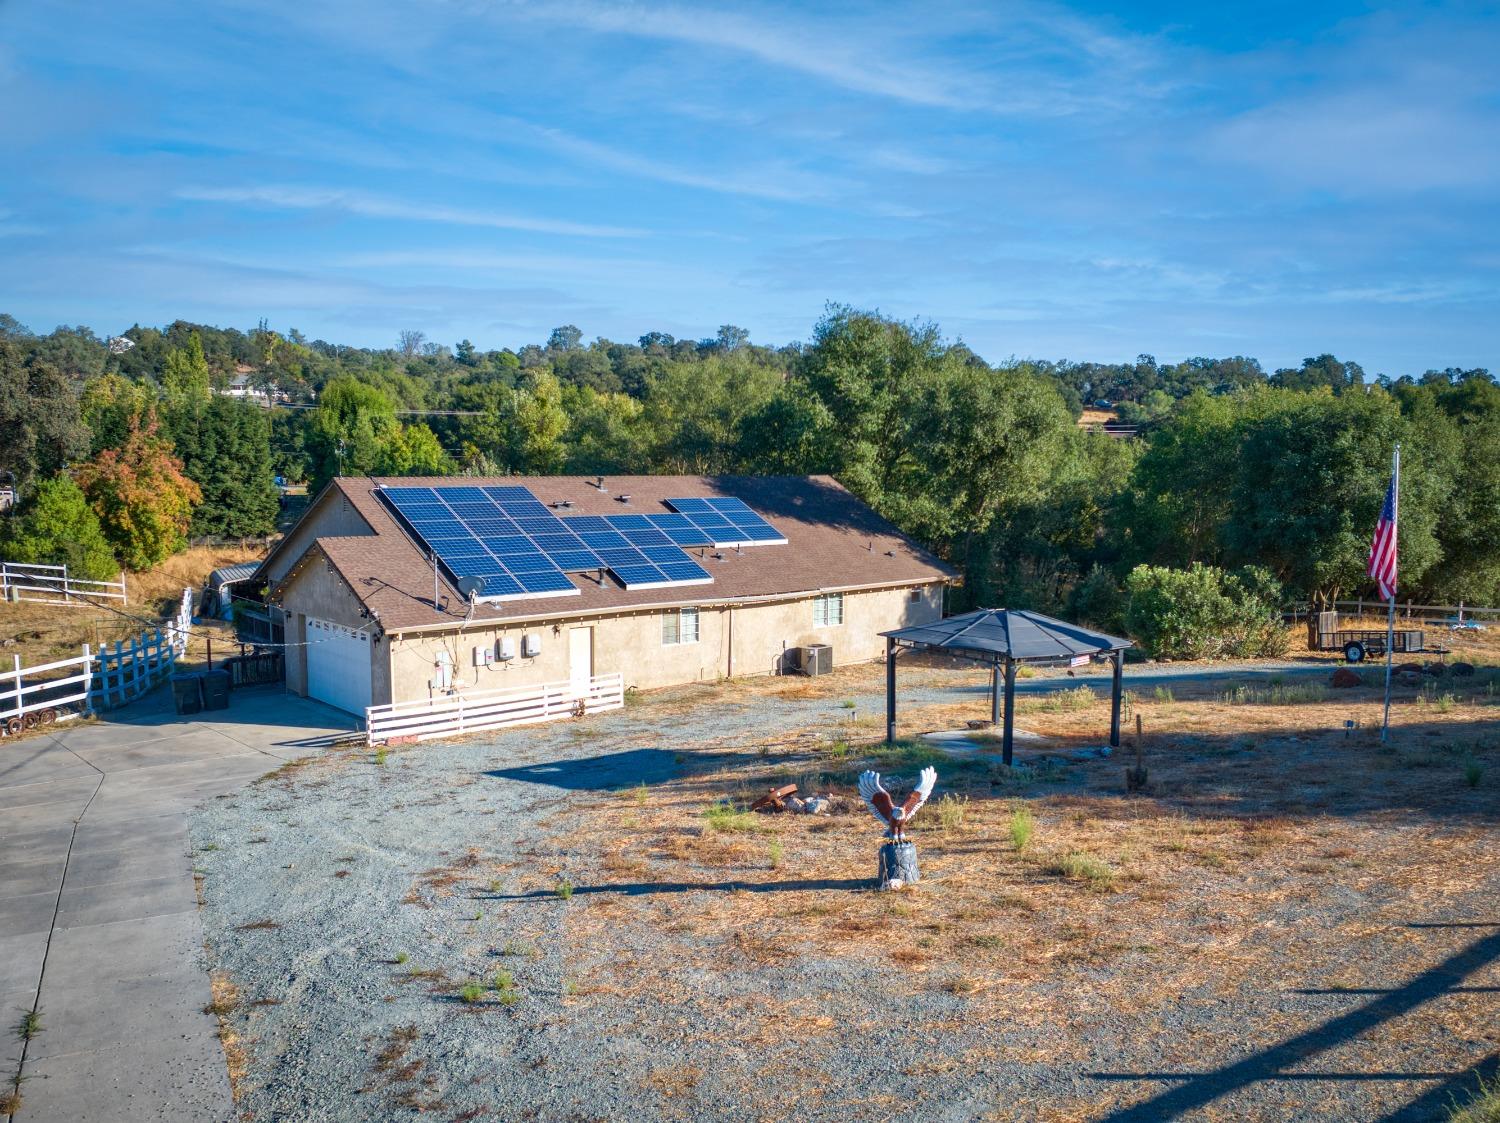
xmin=703 ymin=802 xmax=760 ymax=833
xmin=935 ymin=793 xmax=969 ymax=833
xmin=1046 ymin=850 xmax=1117 ymax=891
xmin=555 ymin=876 xmax=575 ymax=901
xmin=1009 ymin=807 xmax=1035 ymax=852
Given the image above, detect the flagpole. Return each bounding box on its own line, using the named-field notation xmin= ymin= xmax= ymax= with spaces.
xmin=1380 ymin=443 xmax=1400 ymax=742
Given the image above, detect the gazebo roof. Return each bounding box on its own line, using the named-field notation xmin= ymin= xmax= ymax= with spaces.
xmin=882 ymin=608 xmax=1133 ymax=663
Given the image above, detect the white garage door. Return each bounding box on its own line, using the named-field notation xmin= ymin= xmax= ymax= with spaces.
xmin=306 ymin=618 xmax=373 ymax=716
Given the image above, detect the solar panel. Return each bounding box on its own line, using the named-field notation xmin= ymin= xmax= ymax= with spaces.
xmin=378 ymin=484 xmax=717 ymax=600
xmin=378 ymin=486 xmax=581 ymax=603
xmin=662 ymin=497 xmax=787 ymax=546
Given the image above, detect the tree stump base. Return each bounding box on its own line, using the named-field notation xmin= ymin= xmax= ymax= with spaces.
xmin=877 ymin=840 xmax=920 ymax=890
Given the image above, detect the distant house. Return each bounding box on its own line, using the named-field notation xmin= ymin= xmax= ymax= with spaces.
xmin=217 ymin=364 xmax=285 ymax=405
xmin=255 ymin=475 xmax=956 ymax=716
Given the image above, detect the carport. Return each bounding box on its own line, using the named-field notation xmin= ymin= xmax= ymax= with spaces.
xmin=881 ymin=609 xmax=1133 ymax=765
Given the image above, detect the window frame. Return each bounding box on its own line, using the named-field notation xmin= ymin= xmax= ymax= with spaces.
xmin=661 ymin=606 xmax=701 ymax=646
xmin=813 ymin=592 xmax=845 ymax=627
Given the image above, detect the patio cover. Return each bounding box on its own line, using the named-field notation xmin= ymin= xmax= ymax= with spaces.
xmin=880 ymin=609 xmax=1133 ymax=764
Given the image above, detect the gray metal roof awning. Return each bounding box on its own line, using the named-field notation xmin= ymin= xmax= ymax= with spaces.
xmin=882 ymin=608 xmax=1132 ymax=663
xmin=881 ymin=608 xmax=1132 ymax=765
xmin=208 ymin=562 xmax=261 ymax=590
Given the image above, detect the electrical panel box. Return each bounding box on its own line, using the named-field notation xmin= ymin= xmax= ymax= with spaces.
xmin=522 ymin=633 xmax=541 ymax=658
xmin=498 ymin=636 xmax=515 ymax=661
xmin=474 ymin=644 xmax=494 ymax=668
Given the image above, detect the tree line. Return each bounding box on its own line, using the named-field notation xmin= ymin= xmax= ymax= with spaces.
xmin=1 ymin=309 xmax=1495 ymax=637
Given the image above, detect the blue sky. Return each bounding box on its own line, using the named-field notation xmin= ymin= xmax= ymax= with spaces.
xmin=1 ymin=0 xmax=1496 ymax=374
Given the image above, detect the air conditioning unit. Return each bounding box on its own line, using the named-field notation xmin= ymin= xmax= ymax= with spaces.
xmin=793 ymin=644 xmax=833 ymax=676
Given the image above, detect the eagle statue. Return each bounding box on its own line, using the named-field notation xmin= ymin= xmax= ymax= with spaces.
xmin=858 ymin=767 xmax=937 ymax=841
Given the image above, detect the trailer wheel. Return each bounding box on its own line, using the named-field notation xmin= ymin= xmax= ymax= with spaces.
xmin=21 ymin=712 xmax=39 ymax=730
xmin=39 ymin=708 xmax=58 ymax=726
xmin=1343 ymin=641 xmax=1367 ymax=663
xmin=3 ymin=716 xmax=21 ymax=736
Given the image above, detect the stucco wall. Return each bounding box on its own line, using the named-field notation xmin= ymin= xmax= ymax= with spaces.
xmin=263 ymin=489 xmax=373 ymax=586
xmin=385 ymin=582 xmax=943 ymax=705
xmin=276 ymin=555 xmax=382 ymax=702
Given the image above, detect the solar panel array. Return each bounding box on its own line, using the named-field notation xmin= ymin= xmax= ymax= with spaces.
xmin=380 ymin=486 xmax=597 ymax=600
xmin=377 ymin=485 xmax=785 ymax=600
xmin=561 ymin=516 xmax=712 ymax=589
xmin=661 ymin=497 xmax=787 ymax=546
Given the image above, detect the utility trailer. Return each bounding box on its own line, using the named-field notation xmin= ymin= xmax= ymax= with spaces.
xmin=1308 ymin=611 xmax=1425 ymax=663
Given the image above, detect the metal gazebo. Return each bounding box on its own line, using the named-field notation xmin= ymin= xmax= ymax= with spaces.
xmin=880 ymin=609 xmax=1134 ymax=765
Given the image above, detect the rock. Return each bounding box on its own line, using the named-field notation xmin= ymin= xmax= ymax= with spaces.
xmin=1331 ymin=668 xmax=1362 ymax=688
xmin=782 ymin=796 xmax=805 ymax=813
xmin=965 ymin=719 xmax=994 ymax=730
xmin=801 ymin=796 xmax=830 ymax=815
xmin=1451 ymin=662 xmax=1476 ymax=677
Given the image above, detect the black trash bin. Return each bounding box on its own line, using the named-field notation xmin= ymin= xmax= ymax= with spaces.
xmin=201 ymin=669 xmax=231 ymax=711
xmin=171 ymin=673 xmax=203 ymax=715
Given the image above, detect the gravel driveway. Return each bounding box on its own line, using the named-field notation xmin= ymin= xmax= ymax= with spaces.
xmin=191 ymin=664 xmax=1498 ymax=1122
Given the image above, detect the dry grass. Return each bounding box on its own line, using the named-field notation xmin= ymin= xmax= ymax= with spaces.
xmin=0 ymin=544 xmax=259 ymax=667
xmin=205 ymin=972 xmax=249 ymax=1101
xmin=531 ymin=657 xmax=1498 ymax=1103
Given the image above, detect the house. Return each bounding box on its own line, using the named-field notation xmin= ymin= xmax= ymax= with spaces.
xmin=256 ymin=475 xmax=956 ymax=717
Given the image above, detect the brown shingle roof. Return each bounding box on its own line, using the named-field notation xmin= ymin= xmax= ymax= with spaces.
xmin=271 ymin=475 xmax=956 ymax=632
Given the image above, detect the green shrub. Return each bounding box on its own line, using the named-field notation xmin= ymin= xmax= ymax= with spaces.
xmin=1124 ymin=562 xmax=1288 ymax=660
xmin=1068 ymin=564 xmax=1126 ymax=633
xmin=1 ymin=474 xmax=118 ymax=580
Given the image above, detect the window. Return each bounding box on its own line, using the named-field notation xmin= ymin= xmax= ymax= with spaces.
xmin=813 ymin=592 xmax=845 ymax=627
xmin=909 ymin=589 xmax=922 ymax=603
xmin=661 ymin=607 xmax=700 ymax=645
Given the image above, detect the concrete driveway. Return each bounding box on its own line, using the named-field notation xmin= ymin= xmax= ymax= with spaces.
xmin=0 ymin=685 xmax=354 ymax=1122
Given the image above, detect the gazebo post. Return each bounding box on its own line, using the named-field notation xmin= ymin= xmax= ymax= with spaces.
xmin=1109 ymin=648 xmax=1123 ymax=748
xmin=885 ymin=636 xmax=897 ymax=744
xmin=1002 ymin=657 xmax=1017 ymax=766
xmin=990 ymin=664 xmax=1001 ymax=725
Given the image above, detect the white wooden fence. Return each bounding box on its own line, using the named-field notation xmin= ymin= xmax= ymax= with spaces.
xmin=1 ymin=561 xmax=128 ymax=606
xmin=1 ymin=589 xmax=192 ymax=736
xmin=365 ymin=672 xmax=625 ymax=746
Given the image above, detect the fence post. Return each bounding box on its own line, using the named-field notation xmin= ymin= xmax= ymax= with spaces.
xmin=9 ymin=654 xmax=20 ymax=727
xmin=112 ymin=640 xmax=124 ymax=707
xmin=82 ymin=644 xmax=95 ymax=715
xmin=120 ymin=570 xmax=129 ymax=607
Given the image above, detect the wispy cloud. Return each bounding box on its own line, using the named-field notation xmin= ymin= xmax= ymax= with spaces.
xmin=175 ymin=185 xmax=643 ymax=237
xmin=500 ymin=0 xmax=980 ymax=109
xmin=524 ymin=123 xmax=843 ymax=202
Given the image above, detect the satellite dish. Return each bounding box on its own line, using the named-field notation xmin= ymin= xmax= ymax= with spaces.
xmin=456 ymin=576 xmax=483 ymax=601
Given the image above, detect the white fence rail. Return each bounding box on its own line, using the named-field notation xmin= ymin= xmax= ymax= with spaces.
xmin=1 ymin=589 xmax=192 ymax=736
xmin=365 ymin=672 xmax=625 ymax=746
xmin=1 ymin=561 xmax=129 ymax=606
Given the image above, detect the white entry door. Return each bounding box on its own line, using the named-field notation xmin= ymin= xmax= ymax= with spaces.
xmin=568 ymin=627 xmax=593 ymax=698
xmin=305 ymin=617 xmax=373 ymax=716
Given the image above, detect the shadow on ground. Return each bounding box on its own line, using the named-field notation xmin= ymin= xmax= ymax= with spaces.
xmin=1088 ymin=922 xmax=1500 ymax=1122
xmin=488 ymin=746 xmax=737 ymax=791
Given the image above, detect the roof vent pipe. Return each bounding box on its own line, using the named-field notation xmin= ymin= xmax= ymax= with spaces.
xmin=596 ymin=476 xmax=607 ymax=492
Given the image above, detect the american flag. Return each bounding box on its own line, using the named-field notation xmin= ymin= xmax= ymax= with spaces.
xmin=1368 ymin=473 xmax=1398 ymax=601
